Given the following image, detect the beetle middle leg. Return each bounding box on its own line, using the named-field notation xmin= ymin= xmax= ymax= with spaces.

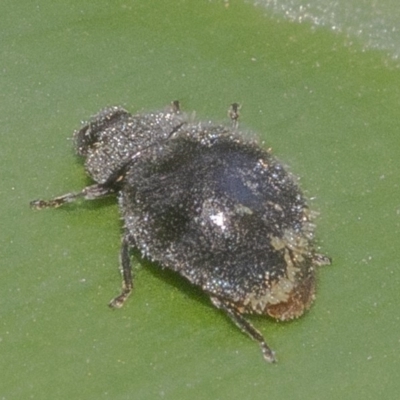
xmin=108 ymin=233 xmax=134 ymax=309
xmin=228 ymin=103 xmax=241 ymax=130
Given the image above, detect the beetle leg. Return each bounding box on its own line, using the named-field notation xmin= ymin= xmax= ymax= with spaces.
xmin=30 ymin=160 xmax=130 ymax=210
xmin=108 ymin=233 xmax=134 ymax=308
xmin=210 ymin=296 xmax=276 ymax=363
xmin=228 ymin=103 xmax=241 ymax=130
xmin=30 ymin=183 xmax=116 ymax=209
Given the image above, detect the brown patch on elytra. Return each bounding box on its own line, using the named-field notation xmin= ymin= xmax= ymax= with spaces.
xmin=266 ymin=272 xmax=316 ymax=321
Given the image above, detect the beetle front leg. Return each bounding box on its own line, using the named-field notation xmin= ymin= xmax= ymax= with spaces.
xmin=30 ymin=183 xmax=116 ymax=209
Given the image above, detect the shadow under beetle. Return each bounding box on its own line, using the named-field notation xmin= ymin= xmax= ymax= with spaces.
xmin=31 ymin=101 xmax=330 ymax=363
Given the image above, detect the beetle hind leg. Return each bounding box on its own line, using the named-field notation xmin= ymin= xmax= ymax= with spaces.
xmin=210 ymin=296 xmax=276 ymax=363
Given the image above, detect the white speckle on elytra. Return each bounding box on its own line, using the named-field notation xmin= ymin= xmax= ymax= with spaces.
xmin=209 ymin=212 xmax=226 ymax=231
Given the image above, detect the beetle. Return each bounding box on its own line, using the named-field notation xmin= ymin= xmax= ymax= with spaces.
xmin=31 ymin=101 xmax=330 ymax=362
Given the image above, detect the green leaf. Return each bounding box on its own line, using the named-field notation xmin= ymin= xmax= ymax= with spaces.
xmin=1 ymin=0 xmax=399 ymax=399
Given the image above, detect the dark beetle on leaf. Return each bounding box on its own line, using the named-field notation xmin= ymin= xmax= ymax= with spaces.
xmin=31 ymin=101 xmax=330 ymax=363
